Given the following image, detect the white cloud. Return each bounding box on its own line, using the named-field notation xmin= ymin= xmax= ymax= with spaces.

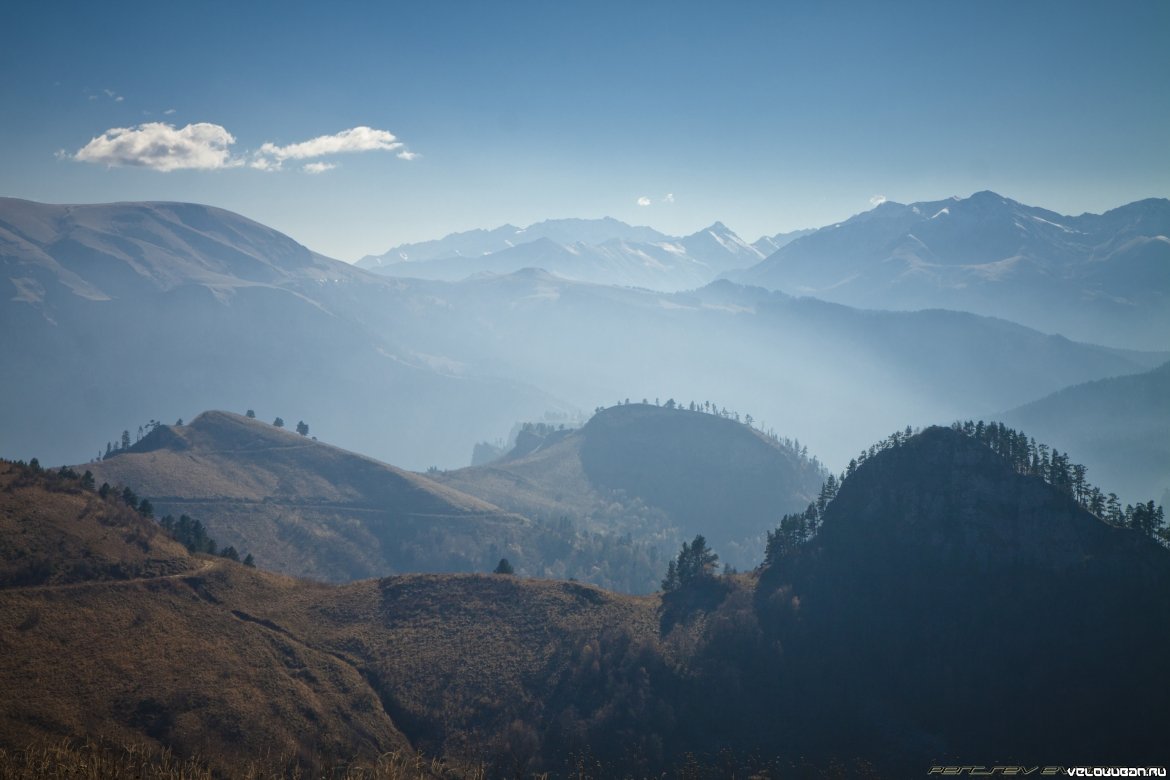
xmin=257 ymin=126 xmax=402 ymax=161
xmin=73 ymin=122 xmax=240 ymax=172
xmin=72 ymin=122 xmax=413 ymax=174
xmin=663 ymin=193 xmax=675 ymax=204
xmin=870 ymin=194 xmax=887 ymax=206
xmin=163 ymin=108 xmax=176 ymax=115
xmin=637 ymin=196 xmax=652 ymax=206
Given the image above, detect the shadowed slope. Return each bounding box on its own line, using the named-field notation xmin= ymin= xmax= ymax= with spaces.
xmin=754 ymin=426 xmax=1170 ymax=767
xmin=439 ymin=403 xmax=825 ymax=570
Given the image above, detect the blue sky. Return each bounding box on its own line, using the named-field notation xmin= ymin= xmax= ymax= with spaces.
xmin=2 ymin=0 xmax=1167 ymax=261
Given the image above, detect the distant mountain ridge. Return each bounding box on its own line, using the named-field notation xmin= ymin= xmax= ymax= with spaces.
xmin=357 ymin=216 xmax=670 ymax=266
xmin=0 ymin=197 xmax=354 ymax=303
xmin=357 ymin=217 xmax=767 ymax=291
xmin=0 ymin=197 xmax=562 ymax=470
xmin=751 ymin=227 xmax=815 ymax=256
xmin=1001 ymin=360 xmax=1170 ymax=502
xmin=731 ymin=191 xmax=1170 ymax=350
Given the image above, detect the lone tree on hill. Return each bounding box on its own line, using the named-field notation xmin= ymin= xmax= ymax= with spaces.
xmin=662 ymin=534 xmax=719 ymax=592
xmin=273 ymin=417 xmax=284 ymax=428
xmin=296 ymin=420 xmax=309 ymax=436
xmin=494 ymin=558 xmax=515 ymax=575
xmin=245 ymin=409 xmax=256 ymax=419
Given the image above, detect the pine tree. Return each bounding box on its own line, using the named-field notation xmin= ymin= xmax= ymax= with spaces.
xmin=661 ymin=559 xmax=680 ymax=592
xmin=667 ymin=535 xmax=719 ymax=588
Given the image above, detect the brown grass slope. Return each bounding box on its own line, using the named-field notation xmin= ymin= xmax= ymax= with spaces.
xmin=0 ymin=460 xmax=681 ymax=775
xmin=0 ymin=462 xmax=192 ymax=586
xmin=0 ymin=461 xmax=412 ymax=774
xmin=88 ymin=412 xmax=529 ymax=582
xmin=125 ymin=568 xmax=673 ymax=771
xmin=0 ymin=567 xmax=412 ymax=774
xmin=437 ymin=403 xmax=825 ymax=569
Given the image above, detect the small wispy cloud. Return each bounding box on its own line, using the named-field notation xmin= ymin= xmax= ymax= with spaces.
xmin=257 ymin=126 xmax=402 ymax=163
xmin=663 ymin=193 xmax=675 ymax=204
xmin=397 ymin=150 xmax=418 ymax=161
xmin=102 ymin=88 xmax=124 ymax=103
xmin=303 ymin=161 xmax=336 ymax=174
xmin=72 ymin=122 xmax=240 ymax=171
xmin=637 ymin=196 xmax=652 ymax=207
xmin=163 ymin=108 xmax=176 ymax=115
xmin=870 ymin=194 xmax=887 ymax=206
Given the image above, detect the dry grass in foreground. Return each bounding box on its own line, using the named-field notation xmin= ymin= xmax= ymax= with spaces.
xmin=0 ymin=739 xmax=489 ymax=780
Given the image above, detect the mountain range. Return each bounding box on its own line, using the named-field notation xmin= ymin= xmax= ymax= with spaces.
xmin=358 ymin=217 xmax=768 ymax=291
xmin=3 ymin=195 xmax=1165 ymax=502
xmin=731 ymin=190 xmax=1170 ymax=350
